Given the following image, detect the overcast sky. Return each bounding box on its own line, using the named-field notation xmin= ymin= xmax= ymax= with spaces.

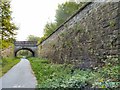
xmin=11 ymin=0 xmax=68 ymax=41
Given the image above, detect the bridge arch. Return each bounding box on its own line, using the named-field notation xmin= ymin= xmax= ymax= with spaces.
xmin=14 ymin=48 xmax=35 ymax=57
xmin=14 ymin=41 xmax=38 ymax=57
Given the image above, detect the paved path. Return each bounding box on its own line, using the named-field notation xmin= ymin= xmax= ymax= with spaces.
xmin=0 ymin=59 xmax=37 ymax=89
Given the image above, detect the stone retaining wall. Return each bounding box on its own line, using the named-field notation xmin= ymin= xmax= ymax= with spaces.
xmin=38 ymin=1 xmax=120 ymax=69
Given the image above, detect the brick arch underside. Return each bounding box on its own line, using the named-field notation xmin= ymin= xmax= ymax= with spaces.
xmin=14 ymin=48 xmax=35 ymax=57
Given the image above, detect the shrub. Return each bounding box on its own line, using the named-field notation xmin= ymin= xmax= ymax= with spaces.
xmin=29 ymin=57 xmax=119 ymax=88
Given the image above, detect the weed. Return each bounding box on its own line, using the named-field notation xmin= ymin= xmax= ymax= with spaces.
xmin=29 ymin=57 xmax=119 ymax=88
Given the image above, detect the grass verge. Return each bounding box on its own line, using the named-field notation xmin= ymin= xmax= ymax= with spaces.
xmin=0 ymin=57 xmax=20 ymax=77
xmin=29 ymin=57 xmax=120 ymax=89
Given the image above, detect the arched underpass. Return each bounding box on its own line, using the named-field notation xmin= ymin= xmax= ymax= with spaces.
xmin=14 ymin=48 xmax=35 ymax=57
xmin=14 ymin=41 xmax=38 ymax=57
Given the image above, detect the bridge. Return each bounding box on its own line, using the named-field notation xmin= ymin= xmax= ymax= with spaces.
xmin=14 ymin=41 xmax=38 ymax=57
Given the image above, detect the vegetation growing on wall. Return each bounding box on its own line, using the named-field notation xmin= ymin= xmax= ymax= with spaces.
xmin=38 ymin=2 xmax=119 ymax=70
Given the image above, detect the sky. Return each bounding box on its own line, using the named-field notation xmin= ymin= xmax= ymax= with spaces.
xmin=11 ymin=0 xmax=68 ymax=41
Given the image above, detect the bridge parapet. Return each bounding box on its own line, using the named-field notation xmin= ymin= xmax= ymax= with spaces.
xmin=14 ymin=41 xmax=37 ymax=46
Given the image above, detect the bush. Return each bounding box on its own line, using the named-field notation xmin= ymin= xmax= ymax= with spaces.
xmin=29 ymin=57 xmax=120 ymax=89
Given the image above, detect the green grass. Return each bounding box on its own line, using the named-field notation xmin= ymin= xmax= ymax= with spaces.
xmin=29 ymin=57 xmax=120 ymax=89
xmin=0 ymin=57 xmax=20 ymax=77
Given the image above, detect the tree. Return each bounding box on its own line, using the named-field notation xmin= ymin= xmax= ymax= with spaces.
xmin=44 ymin=22 xmax=57 ymax=37
xmin=27 ymin=35 xmax=40 ymax=42
xmin=55 ymin=2 xmax=80 ymax=26
xmin=43 ymin=2 xmax=81 ymax=38
xmin=39 ymin=1 xmax=84 ymax=44
xmin=0 ymin=0 xmax=18 ymax=49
